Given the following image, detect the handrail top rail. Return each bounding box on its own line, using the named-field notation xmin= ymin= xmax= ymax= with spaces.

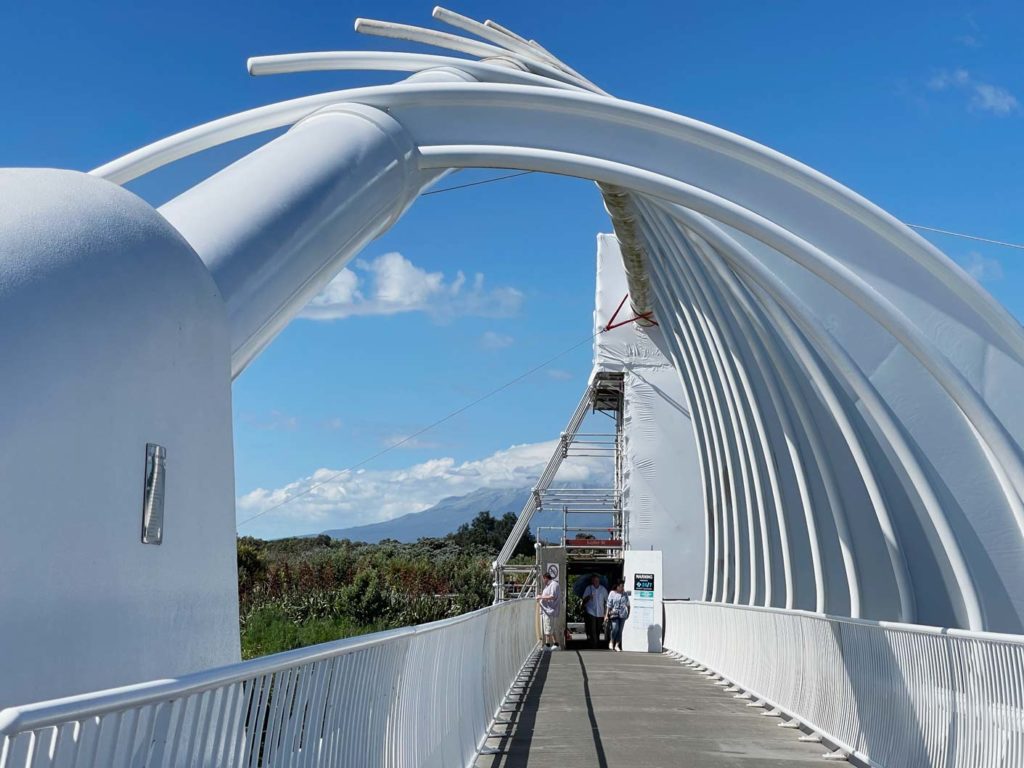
xmin=665 ymin=599 xmax=1024 ymax=646
xmin=0 ymin=599 xmax=528 ymax=735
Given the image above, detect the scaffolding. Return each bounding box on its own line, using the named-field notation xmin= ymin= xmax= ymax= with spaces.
xmin=493 ymin=371 xmax=625 ymax=602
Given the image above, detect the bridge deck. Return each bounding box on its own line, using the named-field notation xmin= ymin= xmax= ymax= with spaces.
xmin=476 ymin=648 xmax=830 ymax=768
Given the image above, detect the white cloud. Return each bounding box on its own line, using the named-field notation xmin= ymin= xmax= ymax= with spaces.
xmin=960 ymin=251 xmax=1003 ymax=283
xmin=927 ymin=69 xmax=1019 ymax=115
xmin=381 ymin=433 xmax=442 ymax=450
xmin=971 ymin=83 xmax=1019 ymax=115
xmin=236 ymin=440 xmax=612 ymax=539
xmin=547 ymin=368 xmax=573 ymax=381
xmin=480 ymin=331 xmax=514 ymax=350
xmin=301 ymin=252 xmax=523 ymax=321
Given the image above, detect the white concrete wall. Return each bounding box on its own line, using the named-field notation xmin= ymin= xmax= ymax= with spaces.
xmin=0 ymin=170 xmax=239 ymax=708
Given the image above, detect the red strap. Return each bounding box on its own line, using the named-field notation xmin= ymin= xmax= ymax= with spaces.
xmin=604 ymin=293 xmax=659 ymax=330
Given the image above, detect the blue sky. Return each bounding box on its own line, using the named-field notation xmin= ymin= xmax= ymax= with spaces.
xmin=4 ymin=1 xmax=1022 ymax=537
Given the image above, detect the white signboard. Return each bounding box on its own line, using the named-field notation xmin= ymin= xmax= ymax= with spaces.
xmin=622 ymin=550 xmax=663 ymax=652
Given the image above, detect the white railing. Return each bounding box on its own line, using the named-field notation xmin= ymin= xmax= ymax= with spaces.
xmin=0 ymin=599 xmax=537 ymax=768
xmin=664 ymin=601 xmax=1024 ymax=767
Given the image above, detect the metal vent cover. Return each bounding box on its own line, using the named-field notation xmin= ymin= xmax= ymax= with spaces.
xmin=141 ymin=443 xmax=166 ymax=545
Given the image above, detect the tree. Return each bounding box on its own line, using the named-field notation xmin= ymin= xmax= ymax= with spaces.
xmin=450 ymin=511 xmax=535 ymax=556
xmin=338 ymin=570 xmax=391 ymax=625
xmin=237 ymin=536 xmax=267 ymax=599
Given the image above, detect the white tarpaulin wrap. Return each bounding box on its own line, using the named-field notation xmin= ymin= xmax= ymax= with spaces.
xmin=594 ymin=235 xmax=705 ymax=600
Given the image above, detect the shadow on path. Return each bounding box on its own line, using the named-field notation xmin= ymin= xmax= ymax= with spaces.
xmin=479 ymin=651 xmax=551 ymax=767
xmin=574 ymin=650 xmax=609 ymax=768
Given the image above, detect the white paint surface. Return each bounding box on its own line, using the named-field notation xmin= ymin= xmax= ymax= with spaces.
xmin=622 ymin=550 xmax=663 ymax=652
xmin=595 ymin=235 xmax=705 ymax=599
xmin=0 ymin=170 xmax=239 ymax=709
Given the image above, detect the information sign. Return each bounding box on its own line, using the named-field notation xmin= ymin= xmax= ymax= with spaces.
xmin=634 ymin=573 xmax=655 ymax=600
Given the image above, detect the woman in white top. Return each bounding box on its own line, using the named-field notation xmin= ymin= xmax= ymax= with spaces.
xmin=604 ymin=581 xmax=630 ymax=652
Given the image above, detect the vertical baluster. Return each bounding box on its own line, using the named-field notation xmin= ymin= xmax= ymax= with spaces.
xmin=248 ymin=673 xmax=274 ymax=768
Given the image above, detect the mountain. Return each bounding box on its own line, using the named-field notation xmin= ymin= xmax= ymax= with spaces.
xmin=321 ymin=487 xmax=533 ymax=543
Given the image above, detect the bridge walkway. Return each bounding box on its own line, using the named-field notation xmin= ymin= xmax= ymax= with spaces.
xmin=476 ymin=648 xmax=831 ymax=768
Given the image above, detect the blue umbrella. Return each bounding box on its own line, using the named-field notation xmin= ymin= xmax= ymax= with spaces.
xmin=572 ymin=573 xmax=610 ymax=598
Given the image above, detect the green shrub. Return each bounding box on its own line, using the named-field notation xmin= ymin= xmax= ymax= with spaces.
xmin=241 ymin=605 xmax=387 ymax=659
xmin=237 ymin=511 xmax=517 ymax=658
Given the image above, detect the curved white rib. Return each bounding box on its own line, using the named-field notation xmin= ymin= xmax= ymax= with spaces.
xmin=84 ymin=67 xmax=1021 ymax=629
xmin=640 ymin=206 xmax=769 ymax=605
xmin=672 ymin=216 xmax=916 ymax=622
xmin=640 ymin=199 xmax=788 ymax=609
xmin=352 ymin=18 xmax=599 ymax=92
xmin=92 ymin=80 xmax=1024 ymax=379
xmin=661 ymin=214 xmax=889 ymax=619
xmin=646 ymin=211 xmax=845 ymax=613
xmin=643 ymin=248 xmax=732 ymax=602
xmin=481 ymin=19 xmax=530 ymax=45
xmin=644 ymin=294 xmax=719 ymax=602
xmin=246 ymin=51 xmax=585 ymax=90
xmin=655 ymin=251 xmax=741 ymax=601
xmin=680 ymin=246 xmax=793 ymax=609
xmin=651 ymin=229 xmax=753 ymax=603
xmin=430 ymin=7 xmax=597 ymax=87
xmin=670 ymin=208 xmax=983 ymax=628
xmin=684 ymin=241 xmax=813 ymax=611
xmin=416 ymin=145 xmax=1024 ymax=534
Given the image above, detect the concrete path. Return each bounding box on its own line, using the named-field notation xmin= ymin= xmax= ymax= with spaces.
xmin=476 ymin=648 xmax=832 ymax=767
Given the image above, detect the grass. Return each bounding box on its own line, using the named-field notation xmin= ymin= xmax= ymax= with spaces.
xmin=240 ymin=605 xmax=389 ymax=659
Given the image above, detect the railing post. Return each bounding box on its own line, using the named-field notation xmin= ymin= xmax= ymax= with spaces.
xmin=662 ymin=600 xmax=1024 ymax=767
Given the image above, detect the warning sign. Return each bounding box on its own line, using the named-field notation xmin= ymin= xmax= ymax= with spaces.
xmin=634 ymin=573 xmax=655 ymax=599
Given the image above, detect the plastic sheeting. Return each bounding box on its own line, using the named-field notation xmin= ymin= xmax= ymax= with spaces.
xmin=594 ymin=234 xmax=704 ymax=599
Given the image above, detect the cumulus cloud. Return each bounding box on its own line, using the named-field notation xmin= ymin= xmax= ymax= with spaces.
xmin=480 ymin=331 xmax=515 ymax=350
xmin=960 ymin=251 xmax=1003 ymax=283
xmin=927 ymin=69 xmax=1019 ymax=115
xmin=301 ymin=252 xmax=524 ymax=321
xmin=236 ymin=440 xmax=613 ymax=539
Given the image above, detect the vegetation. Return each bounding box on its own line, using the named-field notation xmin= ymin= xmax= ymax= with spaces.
xmin=237 ymin=511 xmax=534 ymax=659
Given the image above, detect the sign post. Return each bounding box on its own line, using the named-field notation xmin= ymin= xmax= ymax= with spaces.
xmin=622 ymin=550 xmax=663 ymax=652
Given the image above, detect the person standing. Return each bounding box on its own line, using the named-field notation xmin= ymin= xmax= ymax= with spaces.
xmin=604 ymin=580 xmax=630 ymax=652
xmin=582 ymin=574 xmax=608 ymax=649
xmin=537 ymin=571 xmax=561 ymax=651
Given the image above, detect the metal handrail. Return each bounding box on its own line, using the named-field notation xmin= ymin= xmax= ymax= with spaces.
xmin=664 ymin=601 xmax=1024 ymax=766
xmin=662 ymin=599 xmax=1024 ymax=645
xmin=0 ymin=601 xmax=538 ymax=768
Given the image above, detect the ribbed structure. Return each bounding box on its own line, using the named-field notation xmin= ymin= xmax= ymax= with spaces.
xmin=89 ymin=7 xmax=1024 ymax=635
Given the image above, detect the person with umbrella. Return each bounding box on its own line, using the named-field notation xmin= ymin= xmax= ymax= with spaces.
xmin=581 ymin=574 xmax=608 ymax=648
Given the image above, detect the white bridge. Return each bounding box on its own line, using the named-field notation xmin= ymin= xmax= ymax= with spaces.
xmin=1 ymin=7 xmax=1023 ymax=767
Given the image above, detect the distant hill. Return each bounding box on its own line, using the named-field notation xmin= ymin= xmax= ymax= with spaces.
xmin=321 ymin=487 xmax=533 ymax=543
